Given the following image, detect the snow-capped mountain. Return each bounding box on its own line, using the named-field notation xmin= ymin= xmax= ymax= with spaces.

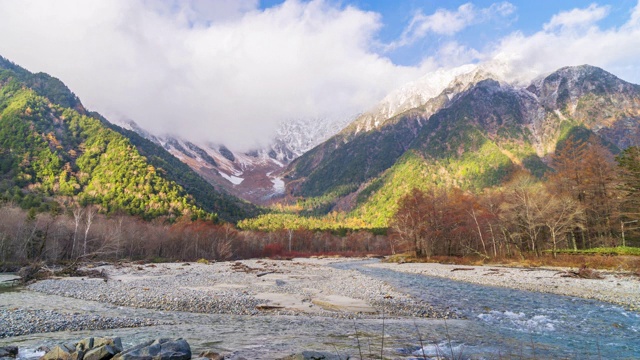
xmin=285 ymin=64 xmax=640 ymax=216
xmin=348 ymin=64 xmax=479 ymax=133
xmin=347 ymin=61 xmax=523 ymax=135
xmin=269 ymin=117 xmax=352 ymax=163
xmin=117 ymin=116 xmax=350 ymax=204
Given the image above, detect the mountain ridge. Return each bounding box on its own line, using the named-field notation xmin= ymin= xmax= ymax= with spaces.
xmin=282 ymin=64 xmax=640 ymax=225
xmin=0 ymin=55 xmax=257 ymax=222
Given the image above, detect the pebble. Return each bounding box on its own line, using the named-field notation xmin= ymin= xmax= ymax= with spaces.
xmin=0 ymin=309 xmax=158 ymax=338
xmin=21 ymin=259 xmax=455 ymax=332
xmin=370 ymin=262 xmax=640 ymax=311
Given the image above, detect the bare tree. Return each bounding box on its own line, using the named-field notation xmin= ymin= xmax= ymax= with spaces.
xmin=500 ymin=174 xmax=546 ymax=256
xmin=71 ymin=206 xmax=84 ymax=258
xmin=541 ymin=194 xmax=585 ymax=258
xmin=83 ymin=206 xmax=96 ymax=256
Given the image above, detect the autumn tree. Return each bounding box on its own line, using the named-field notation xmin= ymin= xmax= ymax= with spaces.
xmin=548 ymin=137 xmax=622 ymax=247
xmin=617 ymin=146 xmax=640 ymax=245
xmin=391 ymin=188 xmax=431 ymax=257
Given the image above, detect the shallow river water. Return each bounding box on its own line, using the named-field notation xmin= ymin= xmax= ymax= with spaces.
xmin=333 ymin=261 xmax=640 ymax=359
xmin=1 ymin=262 xmax=639 ymax=359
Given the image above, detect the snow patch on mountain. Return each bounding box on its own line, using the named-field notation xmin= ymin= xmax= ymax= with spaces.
xmin=270 ymin=117 xmax=352 ymax=162
xmin=218 ymin=171 xmax=244 ymax=185
xmin=351 ymin=64 xmax=477 ymax=133
xmin=267 ymin=171 xmax=285 ymax=196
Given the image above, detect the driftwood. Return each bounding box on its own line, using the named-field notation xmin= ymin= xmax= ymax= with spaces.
xmin=451 ymin=267 xmax=475 ymax=272
xmin=230 ymin=262 xmax=258 ymax=273
xmin=17 ymin=262 xmax=109 ymax=284
xmin=1 ymin=278 xmax=20 ymax=285
xmin=560 ymin=266 xmax=604 ymax=279
xmin=256 ymin=271 xmax=276 ymax=277
xmin=256 ymin=304 xmax=285 ymax=310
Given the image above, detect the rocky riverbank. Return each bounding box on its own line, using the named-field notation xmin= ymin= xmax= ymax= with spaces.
xmin=26 ymin=259 xmax=454 ymax=321
xmin=369 ymin=262 xmax=640 ymax=311
xmin=1 ymin=336 xmax=348 ymax=360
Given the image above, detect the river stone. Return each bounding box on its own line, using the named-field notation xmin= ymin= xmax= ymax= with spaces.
xmin=83 ymin=345 xmax=117 ymax=360
xmin=113 ymin=339 xmax=191 ymax=360
xmin=61 ymin=344 xmax=77 ymax=354
xmin=93 ymin=338 xmax=123 ymax=353
xmin=40 ymin=346 xmax=72 ymax=360
xmin=280 ymin=351 xmax=349 ymax=360
xmin=77 ymin=339 xmax=94 ymax=352
xmin=198 ymin=351 xmax=223 ymax=360
xmin=0 ymin=346 xmax=18 ymax=358
xmin=70 ymin=350 xmax=85 ymax=360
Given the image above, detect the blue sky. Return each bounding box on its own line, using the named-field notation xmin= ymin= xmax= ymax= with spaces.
xmin=0 ymin=0 xmax=638 ymax=149
xmin=257 ymin=0 xmax=640 ymax=66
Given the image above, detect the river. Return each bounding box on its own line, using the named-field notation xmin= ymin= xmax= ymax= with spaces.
xmin=1 ymin=262 xmax=639 ymax=359
xmin=333 ymin=261 xmax=640 ymax=359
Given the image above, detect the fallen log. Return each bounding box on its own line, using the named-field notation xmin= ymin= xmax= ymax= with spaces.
xmin=256 ymin=304 xmax=285 ymax=310
xmin=256 ymin=271 xmax=276 ymax=277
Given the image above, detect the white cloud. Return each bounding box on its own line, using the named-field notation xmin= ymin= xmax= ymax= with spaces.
xmin=543 ymin=3 xmax=610 ymax=31
xmin=395 ymin=1 xmax=640 ymax=86
xmin=628 ymin=1 xmax=640 ymax=28
xmin=488 ymin=2 xmax=640 ymax=85
xmin=389 ymin=2 xmax=516 ymax=50
xmin=0 ymin=0 xmax=426 ymax=151
xmin=0 ymin=0 xmax=639 ymax=153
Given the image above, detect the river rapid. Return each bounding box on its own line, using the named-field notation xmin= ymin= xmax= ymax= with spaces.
xmin=1 ymin=262 xmax=639 ymax=359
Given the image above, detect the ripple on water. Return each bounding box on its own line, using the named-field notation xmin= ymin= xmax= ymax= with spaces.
xmin=331 ymin=260 xmax=640 ymax=359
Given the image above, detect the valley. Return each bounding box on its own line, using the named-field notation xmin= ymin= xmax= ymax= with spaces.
xmin=2 ymin=1 xmax=640 ymax=358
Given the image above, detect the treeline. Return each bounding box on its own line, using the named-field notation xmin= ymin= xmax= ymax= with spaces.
xmin=237 ymin=211 xmax=386 ymax=235
xmin=0 ymin=204 xmax=389 ymax=266
xmin=391 ymin=139 xmax=640 ymax=258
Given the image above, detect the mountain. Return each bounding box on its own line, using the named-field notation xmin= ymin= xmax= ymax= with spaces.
xmin=0 ymin=56 xmax=256 ymax=222
xmin=120 ymin=116 xmax=350 ymax=205
xmin=283 ymin=65 xmax=501 ymax=202
xmin=283 ymin=65 xmax=640 ymax=225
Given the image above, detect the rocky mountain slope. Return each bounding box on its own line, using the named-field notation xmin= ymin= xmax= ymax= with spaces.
xmin=120 ymin=116 xmax=351 ymax=205
xmin=283 ymin=65 xmax=505 ymax=199
xmin=283 ymin=65 xmax=640 ymax=225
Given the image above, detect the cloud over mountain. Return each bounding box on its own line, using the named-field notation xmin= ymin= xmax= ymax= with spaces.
xmin=0 ymin=0 xmax=638 ymax=151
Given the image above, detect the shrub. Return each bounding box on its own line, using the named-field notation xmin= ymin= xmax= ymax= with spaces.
xmin=262 ymin=243 xmax=284 ymax=258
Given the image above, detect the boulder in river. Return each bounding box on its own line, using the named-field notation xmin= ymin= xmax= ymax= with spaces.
xmin=0 ymin=346 xmax=19 ymax=359
xmin=83 ymin=345 xmax=117 ymax=360
xmin=93 ymin=338 xmax=123 ymax=353
xmin=73 ymin=336 xmax=123 ymax=360
xmin=40 ymin=346 xmax=72 ymax=360
xmin=113 ymin=338 xmax=191 ymax=360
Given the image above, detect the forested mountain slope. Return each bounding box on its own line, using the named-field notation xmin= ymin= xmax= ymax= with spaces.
xmin=0 ymin=56 xmax=257 ymax=222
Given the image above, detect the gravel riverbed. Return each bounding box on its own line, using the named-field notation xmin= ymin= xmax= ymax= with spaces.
xmin=369 ymin=262 xmax=640 ymax=311
xmin=8 ymin=259 xmax=454 ymax=338
xmin=0 ymin=309 xmax=158 ymax=338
